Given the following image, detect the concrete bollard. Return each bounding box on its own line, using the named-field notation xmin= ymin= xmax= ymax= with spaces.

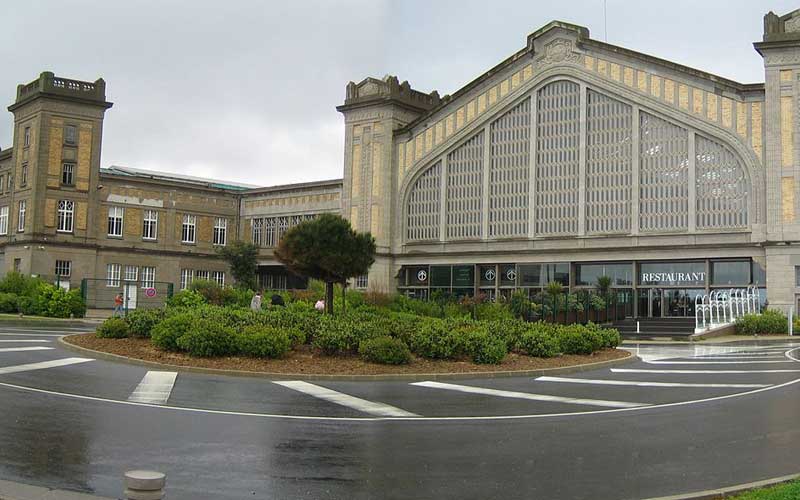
xmin=124 ymin=470 xmax=166 ymax=500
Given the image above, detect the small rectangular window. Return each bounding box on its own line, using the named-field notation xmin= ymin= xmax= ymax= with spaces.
xmin=252 ymin=218 xmax=263 ymax=246
xmin=57 ymin=200 xmax=74 ymax=232
xmin=195 ymin=270 xmax=210 ymax=281
xmin=62 ymin=163 xmax=75 ymax=185
xmin=6 ymin=175 xmax=11 ymax=191
xmin=124 ymin=265 xmax=138 ymax=282
xmin=213 ymin=217 xmax=227 ymax=246
xmin=20 ymin=163 xmax=27 ymax=187
xmin=180 ymin=269 xmax=194 ymax=290
xmin=23 ymin=127 xmax=30 ymax=148
xmin=107 ymin=206 xmax=124 ymax=237
xmin=355 ymin=274 xmax=369 ymax=289
xmin=64 ymin=125 xmax=77 ymax=145
xmin=141 ymin=266 xmax=156 ymax=288
xmin=212 ymin=271 xmax=225 ymax=287
xmin=0 ymin=175 xmax=5 ymax=193
xmin=0 ymin=206 xmax=8 ymax=236
xmin=55 ymin=260 xmax=71 ymax=277
xmin=181 ymin=214 xmax=196 ymax=243
xmin=106 ymin=263 xmax=121 ymax=287
xmin=142 ymin=209 xmax=158 ymax=240
xmin=17 ymin=200 xmax=26 ymax=232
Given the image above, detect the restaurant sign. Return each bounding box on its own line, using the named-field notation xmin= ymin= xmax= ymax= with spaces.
xmin=640 ymin=271 xmax=705 ymax=286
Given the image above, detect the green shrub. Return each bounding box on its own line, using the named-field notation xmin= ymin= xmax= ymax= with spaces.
xmin=189 ymin=279 xmax=227 ymax=305
xmin=166 ymin=289 xmax=206 ymax=309
xmin=37 ymin=285 xmax=84 ymax=318
xmin=125 ymin=308 xmax=166 ymax=338
xmin=557 ymin=325 xmax=598 ymax=355
xmin=151 ymin=313 xmax=195 ymax=351
xmin=735 ymin=310 xmax=788 ymax=335
xmin=484 ymin=318 xmax=529 ymax=351
xmin=0 ymin=292 xmax=18 ymax=313
xmin=388 ymin=295 xmax=443 ymax=318
xmin=176 ymin=322 xmax=237 ymax=357
xmin=358 ymin=336 xmax=412 ymax=365
xmin=518 ymin=323 xmax=560 ymax=357
xmin=464 ymin=328 xmax=507 ymax=364
xmin=96 ymin=317 xmax=130 ymax=339
xmin=0 ymin=272 xmax=42 ymax=296
xmin=312 ymin=313 xmax=387 ymax=355
xmin=409 ymin=318 xmax=470 ymax=360
xmin=474 ymin=301 xmax=514 ymax=322
xmin=586 ymin=323 xmax=620 ymax=348
xmin=237 ymin=325 xmax=292 ymax=358
xmin=16 ymin=296 xmax=36 ymax=315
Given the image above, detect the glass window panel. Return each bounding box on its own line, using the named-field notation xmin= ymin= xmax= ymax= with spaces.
xmin=478 ymin=265 xmax=496 ymax=287
xmin=711 ymin=261 xmax=750 ymax=286
xmin=452 ymin=265 xmax=474 ymax=288
xmin=519 ymin=264 xmax=541 ymax=287
xmin=500 ymin=264 xmax=517 ymax=286
xmin=542 ymin=263 xmax=569 ymax=286
xmin=430 ymin=266 xmax=451 ymax=288
xmin=753 ymin=261 xmax=766 ymax=286
xmin=406 ymin=266 xmax=429 ymax=286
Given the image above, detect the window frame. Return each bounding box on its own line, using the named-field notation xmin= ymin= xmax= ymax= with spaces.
xmin=20 ymin=163 xmax=27 ymax=187
xmin=57 ymin=199 xmax=75 ymax=233
xmin=106 ymin=263 xmax=121 ymax=287
xmin=17 ymin=200 xmax=26 ymax=233
xmin=142 ymin=209 xmax=158 ymax=240
xmin=61 ymin=162 xmax=75 ymax=186
xmin=140 ymin=266 xmax=156 ymax=289
xmin=64 ymin=124 xmax=77 ymax=146
xmin=213 ymin=217 xmax=227 ymax=246
xmin=180 ymin=268 xmax=194 ymax=290
xmin=0 ymin=206 xmax=8 ymax=236
xmin=23 ymin=127 xmax=30 ymax=148
xmin=212 ymin=271 xmax=225 ymax=287
xmin=181 ymin=214 xmax=196 ymax=244
xmin=55 ymin=260 xmax=71 ymax=278
xmin=107 ymin=206 xmax=124 ymax=237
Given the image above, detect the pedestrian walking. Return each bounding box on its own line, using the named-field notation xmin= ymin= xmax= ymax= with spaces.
xmin=314 ymin=299 xmax=325 ymax=312
xmin=113 ymin=293 xmax=124 ymax=317
xmin=250 ymin=291 xmax=263 ymax=311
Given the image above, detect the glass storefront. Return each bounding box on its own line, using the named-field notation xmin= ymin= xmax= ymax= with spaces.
xmin=396 ymin=258 xmax=765 ymax=319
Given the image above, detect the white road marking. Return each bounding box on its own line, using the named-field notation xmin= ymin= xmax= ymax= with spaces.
xmin=411 ymin=381 xmax=649 ymax=408
xmin=273 ymin=380 xmax=419 ymax=417
xmin=535 ymin=376 xmax=769 ymax=389
xmin=612 ymin=368 xmax=800 ymax=374
xmin=0 ymin=346 xmax=53 ymax=353
xmin=0 ymin=357 xmax=93 ymax=375
xmin=683 ymin=356 xmax=784 ymax=360
xmin=128 ymin=371 xmax=178 ymax=405
xmin=0 ymin=332 xmax=64 ymax=337
xmin=0 ymin=339 xmax=49 ymax=343
xmin=645 ymin=360 xmax=791 ymax=365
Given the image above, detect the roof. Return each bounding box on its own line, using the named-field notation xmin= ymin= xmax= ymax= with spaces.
xmin=101 ymin=165 xmax=259 ymax=191
xmin=398 ymin=20 xmax=765 ymax=134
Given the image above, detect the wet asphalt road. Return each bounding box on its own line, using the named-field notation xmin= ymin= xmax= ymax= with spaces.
xmin=0 ymin=327 xmax=799 ymax=500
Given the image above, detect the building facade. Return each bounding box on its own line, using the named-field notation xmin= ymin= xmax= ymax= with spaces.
xmin=336 ymin=9 xmax=800 ymax=318
xmin=3 ymin=9 xmax=800 ymax=318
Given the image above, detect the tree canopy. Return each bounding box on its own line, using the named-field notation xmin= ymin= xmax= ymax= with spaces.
xmin=275 ymin=213 xmax=375 ymax=313
xmin=216 ymin=240 xmax=259 ymax=290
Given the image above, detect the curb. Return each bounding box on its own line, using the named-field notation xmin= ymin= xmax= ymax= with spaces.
xmin=623 ymin=335 xmax=798 ymax=345
xmin=0 ymin=477 xmax=113 ymax=500
xmin=639 ymin=472 xmax=800 ymax=500
xmin=58 ymin=335 xmax=636 ymax=382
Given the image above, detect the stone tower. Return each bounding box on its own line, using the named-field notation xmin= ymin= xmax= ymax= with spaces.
xmin=337 ymin=76 xmax=440 ymax=292
xmin=5 ymin=72 xmax=112 ymax=275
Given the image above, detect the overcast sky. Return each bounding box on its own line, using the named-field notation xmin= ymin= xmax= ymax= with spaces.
xmin=1 ymin=0 xmax=798 ymax=187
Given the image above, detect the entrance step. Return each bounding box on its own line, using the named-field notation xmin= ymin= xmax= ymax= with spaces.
xmin=612 ymin=318 xmax=696 ymax=339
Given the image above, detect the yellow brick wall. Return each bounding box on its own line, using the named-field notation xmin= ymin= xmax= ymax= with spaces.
xmin=77 ymin=124 xmax=92 ymax=191
xmin=44 ymin=199 xmax=56 ymax=227
xmin=124 ymin=207 xmax=140 ymax=238
xmin=372 ymin=143 xmax=382 ymax=197
xmin=48 ymin=119 xmax=63 ymax=182
xmin=198 ymin=216 xmax=213 ymax=243
xmin=351 ymin=143 xmax=361 ymax=198
xmin=783 ymin=177 xmax=795 ymax=223
xmin=76 ymin=201 xmax=87 ymax=231
xmin=782 ymin=96 xmax=794 ymax=168
xmin=751 ymin=102 xmax=762 ymax=157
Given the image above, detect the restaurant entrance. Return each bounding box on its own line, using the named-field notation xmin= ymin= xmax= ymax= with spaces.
xmin=637 ymin=288 xmax=705 ymax=317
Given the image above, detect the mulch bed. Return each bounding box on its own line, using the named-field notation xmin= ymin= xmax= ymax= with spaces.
xmin=64 ymin=333 xmax=630 ymax=376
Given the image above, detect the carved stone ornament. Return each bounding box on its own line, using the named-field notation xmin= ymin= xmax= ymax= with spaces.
xmin=786 ymin=14 xmax=800 ymax=33
xmin=537 ymin=38 xmax=582 ymax=66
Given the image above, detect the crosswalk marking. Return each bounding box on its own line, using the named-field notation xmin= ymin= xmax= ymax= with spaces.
xmin=535 ymin=376 xmax=769 ymax=389
xmin=411 ymin=381 xmax=649 ymax=408
xmin=0 ymin=346 xmax=53 ymax=353
xmin=0 ymin=357 xmax=93 ymax=375
xmin=128 ymin=371 xmax=178 ymax=405
xmin=612 ymin=368 xmax=800 ymax=374
xmin=0 ymin=339 xmax=49 ymax=343
xmin=274 ymin=381 xmax=419 ymax=417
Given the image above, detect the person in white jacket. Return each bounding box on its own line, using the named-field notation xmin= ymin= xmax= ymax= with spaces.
xmin=250 ymin=292 xmax=262 ymax=311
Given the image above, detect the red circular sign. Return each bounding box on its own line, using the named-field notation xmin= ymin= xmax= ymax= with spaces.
xmin=144 ymin=288 xmax=157 ymax=298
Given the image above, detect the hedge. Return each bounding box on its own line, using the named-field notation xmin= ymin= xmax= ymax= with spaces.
xmin=735 ymin=310 xmax=788 ymax=335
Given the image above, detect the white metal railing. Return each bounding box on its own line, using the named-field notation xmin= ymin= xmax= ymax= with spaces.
xmin=695 ymin=285 xmax=760 ymax=333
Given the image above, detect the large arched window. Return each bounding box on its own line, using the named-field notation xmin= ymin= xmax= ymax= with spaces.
xmin=403 ymin=78 xmax=751 ymax=244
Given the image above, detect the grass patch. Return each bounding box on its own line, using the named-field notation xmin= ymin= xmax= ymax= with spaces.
xmin=730 ymin=480 xmax=800 ymax=499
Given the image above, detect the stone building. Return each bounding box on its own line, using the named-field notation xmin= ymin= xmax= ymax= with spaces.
xmin=3 ymin=9 xmax=800 ymax=318
xmin=337 ymin=9 xmax=800 ymax=318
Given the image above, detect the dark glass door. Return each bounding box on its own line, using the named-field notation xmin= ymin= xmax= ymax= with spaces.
xmin=651 ymin=288 xmax=662 ymax=317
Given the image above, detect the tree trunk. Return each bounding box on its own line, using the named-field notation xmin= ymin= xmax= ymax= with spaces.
xmin=325 ymin=281 xmax=334 ymax=315
xmin=342 ymin=282 xmax=347 ymax=314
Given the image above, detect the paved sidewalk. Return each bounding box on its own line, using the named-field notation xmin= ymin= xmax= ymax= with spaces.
xmin=623 ymin=334 xmax=799 ymax=344
xmin=0 ymin=479 xmax=114 ymax=500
